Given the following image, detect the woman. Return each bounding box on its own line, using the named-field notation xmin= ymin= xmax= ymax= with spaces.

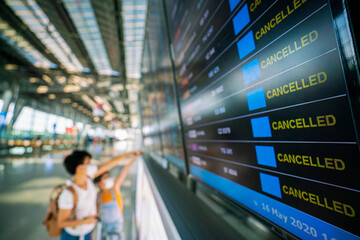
xmin=57 ymin=150 xmax=139 ymax=240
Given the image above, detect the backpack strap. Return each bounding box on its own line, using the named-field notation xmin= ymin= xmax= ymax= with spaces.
xmin=66 ymin=186 xmax=78 ymax=220
xmin=110 ymin=188 xmax=116 ymax=199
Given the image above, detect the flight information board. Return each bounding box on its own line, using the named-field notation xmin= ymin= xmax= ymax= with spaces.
xmin=140 ymin=39 xmax=164 ymax=158
xmin=165 ymin=0 xmax=360 ymax=239
xmin=140 ymin=0 xmax=186 ymax=171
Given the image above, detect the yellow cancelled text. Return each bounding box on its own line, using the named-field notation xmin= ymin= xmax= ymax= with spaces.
xmin=255 ymin=0 xmax=308 ymax=40
xmin=249 ymin=0 xmax=262 ymax=12
xmin=266 ymin=72 xmax=327 ymax=99
xmin=277 ymin=154 xmax=345 ymax=171
xmin=282 ymin=185 xmax=355 ymax=217
xmin=261 ymin=30 xmax=318 ymax=69
xmin=272 ymin=115 xmax=336 ymax=130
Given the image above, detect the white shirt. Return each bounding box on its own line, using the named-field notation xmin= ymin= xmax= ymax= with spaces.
xmin=58 ymin=178 xmax=97 ymax=236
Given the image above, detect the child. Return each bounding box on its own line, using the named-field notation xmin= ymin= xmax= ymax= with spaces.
xmin=94 ymin=152 xmax=140 ymax=239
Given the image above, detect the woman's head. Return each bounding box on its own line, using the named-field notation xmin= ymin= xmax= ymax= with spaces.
xmin=63 ymin=150 xmax=92 ymax=176
xmin=94 ymin=172 xmax=113 ymax=190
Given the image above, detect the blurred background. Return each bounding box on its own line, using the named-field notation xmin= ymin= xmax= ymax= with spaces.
xmin=0 ymin=0 xmax=149 ymax=239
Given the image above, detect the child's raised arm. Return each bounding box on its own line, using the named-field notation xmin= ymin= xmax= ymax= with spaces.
xmin=114 ymin=154 xmax=139 ymax=189
xmin=94 ymin=151 xmax=137 ymax=178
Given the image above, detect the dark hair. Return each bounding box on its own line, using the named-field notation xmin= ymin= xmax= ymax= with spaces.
xmin=94 ymin=171 xmax=109 ymax=184
xmin=63 ymin=150 xmax=92 ymax=175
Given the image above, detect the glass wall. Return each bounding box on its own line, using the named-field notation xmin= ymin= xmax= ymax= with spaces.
xmin=13 ymin=107 xmax=73 ymax=134
xmin=140 ymin=0 xmax=186 ymax=171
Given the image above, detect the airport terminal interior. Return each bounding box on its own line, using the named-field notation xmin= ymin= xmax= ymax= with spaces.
xmin=0 ymin=0 xmax=359 ymax=239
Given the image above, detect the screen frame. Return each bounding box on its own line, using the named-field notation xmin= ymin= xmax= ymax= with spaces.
xmin=183 ymin=0 xmax=360 ymax=239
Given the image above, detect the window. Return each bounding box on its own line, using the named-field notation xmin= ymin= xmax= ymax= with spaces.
xmin=47 ymin=114 xmax=58 ymax=133
xmin=32 ymin=110 xmax=47 ymax=133
xmin=13 ymin=106 xmax=34 ymax=131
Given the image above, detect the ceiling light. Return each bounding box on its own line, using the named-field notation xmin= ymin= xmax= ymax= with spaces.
xmin=5 ymin=64 xmax=18 ymax=70
xmin=42 ymin=75 xmax=52 ymax=84
xmin=102 ymin=103 xmax=112 ymax=112
xmin=70 ymin=75 xmax=90 ymax=87
xmin=61 ymin=98 xmax=71 ymax=104
xmin=37 ymin=85 xmax=48 ymax=94
xmin=114 ymin=100 xmax=125 ymax=113
xmin=94 ymin=96 xmax=104 ymax=104
xmin=81 ymin=95 xmax=96 ymax=108
xmin=126 ymin=84 xmax=139 ymax=90
xmin=0 ymin=22 xmax=8 ymax=29
xmin=48 ymin=94 xmax=56 ymax=99
xmin=72 ymin=102 xmax=78 ymax=107
xmin=56 ymin=76 xmax=66 ymax=84
xmin=64 ymin=85 xmax=81 ymax=93
xmin=29 ymin=77 xmax=39 ymax=83
xmin=122 ymin=4 xmax=147 ymax=10
xmin=97 ymin=80 xmax=111 ymax=87
xmin=111 ymin=84 xmax=124 ymax=91
xmin=3 ymin=29 xmax=16 ymax=36
xmin=94 ymin=96 xmax=112 ymax=112
xmin=104 ymin=113 xmax=114 ymax=121
xmin=93 ymin=116 xmax=100 ymax=122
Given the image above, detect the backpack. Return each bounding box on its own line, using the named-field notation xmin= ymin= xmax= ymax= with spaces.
xmin=43 ymin=184 xmax=78 ymax=237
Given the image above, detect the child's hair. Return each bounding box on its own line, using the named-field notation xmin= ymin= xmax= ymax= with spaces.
xmin=63 ymin=150 xmax=92 ymax=175
xmin=94 ymin=171 xmax=109 ymax=184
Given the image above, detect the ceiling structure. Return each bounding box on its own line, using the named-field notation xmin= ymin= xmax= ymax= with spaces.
xmin=0 ymin=0 xmax=148 ymax=128
xmin=121 ymin=0 xmax=147 ymax=79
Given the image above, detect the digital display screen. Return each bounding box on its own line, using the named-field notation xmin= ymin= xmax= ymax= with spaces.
xmin=141 ymin=0 xmax=186 ymax=171
xmin=165 ymin=0 xmax=360 ymax=239
xmin=140 ymin=40 xmax=164 ymax=157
